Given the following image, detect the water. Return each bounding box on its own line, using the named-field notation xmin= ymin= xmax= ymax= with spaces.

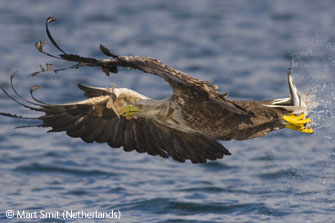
xmin=0 ymin=0 xmax=334 ymax=222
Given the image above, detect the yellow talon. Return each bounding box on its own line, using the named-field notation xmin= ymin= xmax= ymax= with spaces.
xmin=283 ymin=113 xmax=314 ymax=134
xmin=293 ymin=117 xmax=311 ymax=125
xmin=282 ymin=113 xmax=310 ymax=124
xmin=301 ymin=128 xmax=314 ymax=134
xmin=294 ymin=113 xmax=305 ymax=119
xmin=285 ymin=123 xmax=304 ymax=131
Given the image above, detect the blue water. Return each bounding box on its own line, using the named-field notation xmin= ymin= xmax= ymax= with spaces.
xmin=0 ymin=1 xmax=334 ymax=222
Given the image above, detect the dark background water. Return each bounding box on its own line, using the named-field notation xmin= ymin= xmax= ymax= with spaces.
xmin=0 ymin=1 xmax=334 ymax=222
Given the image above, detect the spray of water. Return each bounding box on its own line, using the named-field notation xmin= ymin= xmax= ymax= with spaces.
xmin=293 ymin=34 xmax=335 ymax=138
xmin=292 ymin=34 xmax=335 ymax=210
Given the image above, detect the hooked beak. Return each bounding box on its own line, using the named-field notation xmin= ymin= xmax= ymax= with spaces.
xmin=121 ymin=105 xmax=140 ymax=117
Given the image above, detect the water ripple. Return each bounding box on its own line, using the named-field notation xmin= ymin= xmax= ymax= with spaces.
xmin=14 ymin=163 xmax=119 ymax=176
xmin=0 ymin=0 xmax=334 ymax=222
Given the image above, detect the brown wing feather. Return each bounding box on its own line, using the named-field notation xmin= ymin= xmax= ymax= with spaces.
xmin=0 ymin=84 xmax=230 ymax=164
xmin=40 ymin=101 xmax=230 ymax=163
xmin=60 ymin=53 xmax=249 ymax=115
xmin=39 ymin=18 xmax=248 ymax=115
xmin=38 ymin=18 xmax=285 ymax=140
xmin=77 ymin=83 xmax=115 ymax=98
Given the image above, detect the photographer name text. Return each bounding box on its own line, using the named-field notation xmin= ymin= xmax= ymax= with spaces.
xmin=5 ymin=209 xmax=121 ymax=220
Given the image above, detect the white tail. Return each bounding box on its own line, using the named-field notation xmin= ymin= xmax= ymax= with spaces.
xmin=263 ymin=65 xmax=317 ymax=115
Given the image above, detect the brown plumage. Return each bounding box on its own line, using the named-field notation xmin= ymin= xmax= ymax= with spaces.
xmin=0 ymin=16 xmax=314 ymax=164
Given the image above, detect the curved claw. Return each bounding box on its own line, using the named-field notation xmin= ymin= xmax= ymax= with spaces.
xmin=301 ymin=128 xmax=314 ymax=134
xmin=283 ymin=114 xmax=311 ymax=125
xmin=283 ymin=113 xmax=314 ymax=134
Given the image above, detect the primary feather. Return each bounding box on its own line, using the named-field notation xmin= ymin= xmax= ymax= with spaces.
xmin=0 ymin=16 xmax=316 ymax=163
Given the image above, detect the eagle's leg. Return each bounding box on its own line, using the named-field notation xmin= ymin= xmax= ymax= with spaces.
xmin=282 ymin=113 xmax=313 ymax=133
xmin=283 ymin=113 xmax=311 ymax=124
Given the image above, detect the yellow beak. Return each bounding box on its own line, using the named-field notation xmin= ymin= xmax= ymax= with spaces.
xmin=121 ymin=105 xmax=140 ymax=117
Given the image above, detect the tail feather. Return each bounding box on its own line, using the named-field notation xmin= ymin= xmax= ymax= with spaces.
xmin=287 ymin=65 xmax=301 ymax=107
xmin=263 ymin=65 xmax=317 ymax=115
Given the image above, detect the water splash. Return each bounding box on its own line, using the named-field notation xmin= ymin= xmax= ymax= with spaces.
xmin=292 ymin=33 xmax=335 ymax=214
xmin=293 ymin=34 xmax=335 ymax=137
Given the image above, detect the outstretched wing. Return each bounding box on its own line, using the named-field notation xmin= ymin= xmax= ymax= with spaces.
xmin=38 ymin=16 xmax=249 ymax=115
xmin=60 ymin=53 xmax=249 ymax=116
xmin=0 ymin=78 xmax=230 ymax=163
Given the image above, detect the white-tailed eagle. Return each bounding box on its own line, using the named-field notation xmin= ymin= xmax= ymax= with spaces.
xmin=0 ymin=17 xmax=317 ymax=163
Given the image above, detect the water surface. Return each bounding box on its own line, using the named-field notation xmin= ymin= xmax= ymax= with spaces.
xmin=0 ymin=1 xmax=334 ymax=222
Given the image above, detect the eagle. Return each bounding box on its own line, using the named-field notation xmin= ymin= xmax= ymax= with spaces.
xmin=0 ymin=17 xmax=317 ymax=163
